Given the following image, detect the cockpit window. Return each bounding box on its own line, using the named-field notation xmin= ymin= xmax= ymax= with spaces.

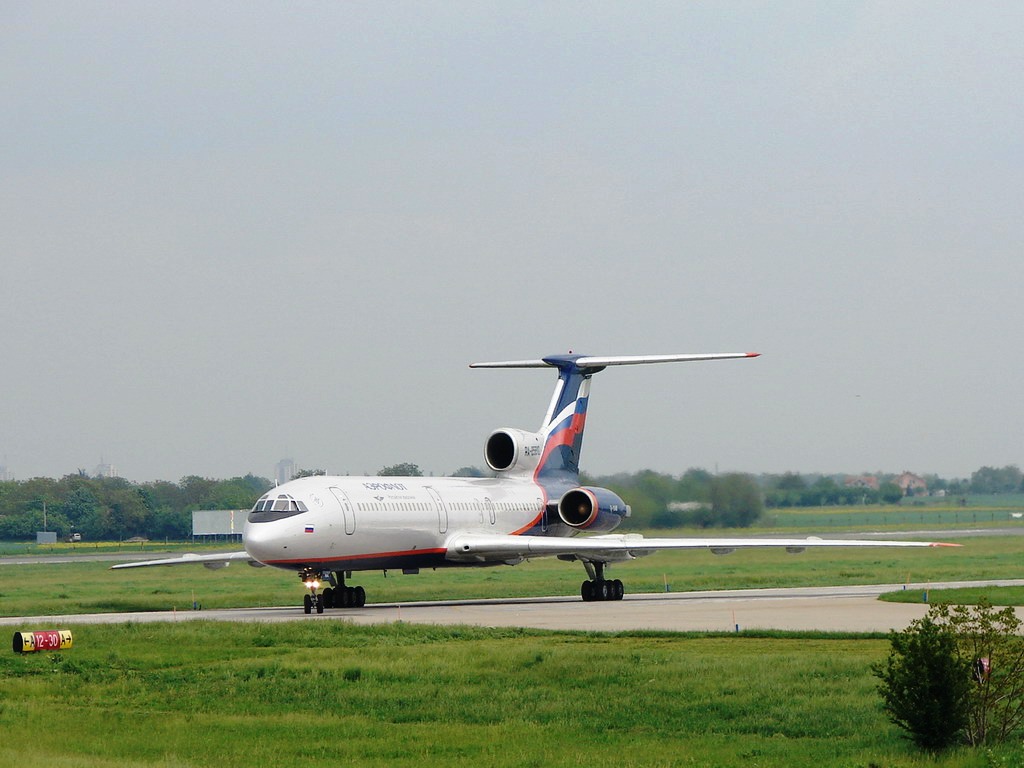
xmin=248 ymin=493 xmax=309 ymax=523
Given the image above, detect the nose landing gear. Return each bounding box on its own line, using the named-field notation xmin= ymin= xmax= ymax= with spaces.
xmin=300 ymin=569 xmax=366 ymax=613
xmin=300 ymin=570 xmax=324 ymax=614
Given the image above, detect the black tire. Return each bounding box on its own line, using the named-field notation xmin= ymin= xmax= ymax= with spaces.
xmin=613 ymin=579 xmax=624 ymax=601
xmin=354 ymin=586 xmax=366 ymax=607
xmin=581 ymin=581 xmax=593 ymax=602
xmin=322 ymin=588 xmax=334 ymax=609
xmin=315 ymin=594 xmax=324 ymax=614
xmin=303 ymin=594 xmax=312 ymax=614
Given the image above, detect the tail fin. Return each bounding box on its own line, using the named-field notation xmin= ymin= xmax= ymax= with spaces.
xmin=470 ymin=352 xmax=759 ymax=477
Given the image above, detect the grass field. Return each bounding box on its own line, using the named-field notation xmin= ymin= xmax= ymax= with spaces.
xmin=1 ymin=621 xmax=1019 ymax=767
xmin=2 ymin=530 xmax=1022 ymax=766
xmin=763 ymin=503 xmax=1024 ymax=531
xmin=881 ymin=585 xmax=1024 ymax=606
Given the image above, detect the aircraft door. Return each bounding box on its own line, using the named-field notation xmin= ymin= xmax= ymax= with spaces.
xmin=329 ymin=487 xmax=356 ymax=535
xmin=425 ymin=486 xmax=448 ymax=534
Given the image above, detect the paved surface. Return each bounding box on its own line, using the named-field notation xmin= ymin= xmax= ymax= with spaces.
xmin=3 ymin=580 xmax=1023 ymax=633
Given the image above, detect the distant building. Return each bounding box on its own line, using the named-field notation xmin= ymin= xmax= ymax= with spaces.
xmin=94 ymin=461 xmax=117 ymax=479
xmin=276 ymin=458 xmax=296 ymax=485
xmin=896 ymin=471 xmax=928 ymax=496
xmin=844 ymin=475 xmax=879 ymax=490
xmin=667 ymin=501 xmax=709 ymax=512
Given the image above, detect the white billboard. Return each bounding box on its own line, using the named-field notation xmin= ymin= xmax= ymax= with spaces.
xmin=191 ymin=509 xmax=246 ymax=536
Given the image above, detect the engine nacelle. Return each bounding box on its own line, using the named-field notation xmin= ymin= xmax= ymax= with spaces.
xmin=484 ymin=428 xmax=545 ymax=474
xmin=557 ymin=486 xmax=630 ymax=532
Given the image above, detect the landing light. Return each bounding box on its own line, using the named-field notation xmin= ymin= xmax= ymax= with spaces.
xmin=304 ymin=580 xmax=319 ymax=590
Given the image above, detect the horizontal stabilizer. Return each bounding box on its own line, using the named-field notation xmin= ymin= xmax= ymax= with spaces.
xmin=470 ymin=352 xmax=759 ymax=369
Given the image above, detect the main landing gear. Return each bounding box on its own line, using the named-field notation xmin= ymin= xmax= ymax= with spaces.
xmin=580 ymin=561 xmax=624 ymax=602
xmin=300 ymin=569 xmax=366 ymax=614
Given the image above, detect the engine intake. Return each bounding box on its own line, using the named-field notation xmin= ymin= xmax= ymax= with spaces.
xmin=484 ymin=428 xmax=544 ymax=473
xmin=557 ymin=487 xmax=630 ymax=532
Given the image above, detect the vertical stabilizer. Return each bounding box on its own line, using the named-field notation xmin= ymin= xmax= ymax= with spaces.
xmin=535 ymin=355 xmax=602 ymax=477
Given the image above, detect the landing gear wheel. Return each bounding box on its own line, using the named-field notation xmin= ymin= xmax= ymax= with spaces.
xmin=322 ymin=588 xmax=334 ymax=609
xmin=354 ymin=586 xmax=366 ymax=607
xmin=303 ymin=594 xmax=312 ymax=614
xmin=581 ymin=579 xmax=625 ymax=602
xmin=315 ymin=594 xmax=324 ymax=614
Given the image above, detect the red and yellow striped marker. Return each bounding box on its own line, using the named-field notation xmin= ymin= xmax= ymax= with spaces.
xmin=12 ymin=630 xmax=73 ymax=653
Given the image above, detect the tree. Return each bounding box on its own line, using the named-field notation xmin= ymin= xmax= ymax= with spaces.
xmin=676 ymin=468 xmax=713 ymax=503
xmin=931 ymin=601 xmax=1024 ymax=745
xmin=775 ymin=472 xmax=807 ymax=491
xmin=378 ymin=463 xmax=423 ymax=477
xmin=148 ymin=507 xmax=191 ymax=539
xmin=874 ymin=614 xmax=972 ymax=750
xmin=970 ymin=465 xmax=1023 ymax=495
xmin=709 ymin=473 xmax=763 ymax=527
xmin=105 ymin=487 xmax=148 ymax=538
xmin=880 ymin=481 xmax=903 ymax=504
xmin=179 ymin=475 xmax=217 ymax=508
xmin=450 ymin=466 xmax=486 ymax=478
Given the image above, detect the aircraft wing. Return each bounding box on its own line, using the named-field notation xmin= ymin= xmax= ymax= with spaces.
xmin=445 ymin=532 xmax=959 ymax=564
xmin=110 ymin=551 xmax=257 ymax=570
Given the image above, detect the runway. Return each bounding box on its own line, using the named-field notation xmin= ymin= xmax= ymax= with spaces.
xmin=3 ymin=580 xmax=1023 ymax=633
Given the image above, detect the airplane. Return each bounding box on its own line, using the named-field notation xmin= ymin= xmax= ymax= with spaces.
xmin=114 ymin=352 xmax=957 ymax=613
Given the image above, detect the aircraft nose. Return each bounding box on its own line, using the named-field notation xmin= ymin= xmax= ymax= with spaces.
xmin=243 ymin=491 xmax=311 ymax=562
xmin=244 ymin=517 xmax=283 ymax=562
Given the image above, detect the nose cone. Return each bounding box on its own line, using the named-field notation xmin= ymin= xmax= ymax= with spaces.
xmin=244 ymin=517 xmax=284 ymax=563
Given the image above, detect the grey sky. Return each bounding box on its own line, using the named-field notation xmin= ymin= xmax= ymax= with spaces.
xmin=3 ymin=2 xmax=1022 ymax=482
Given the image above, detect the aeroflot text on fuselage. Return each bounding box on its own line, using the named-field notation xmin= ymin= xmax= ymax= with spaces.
xmin=362 ymin=482 xmax=408 ymax=492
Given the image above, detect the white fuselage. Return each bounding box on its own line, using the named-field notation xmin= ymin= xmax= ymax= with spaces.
xmin=244 ymin=474 xmax=564 ymax=573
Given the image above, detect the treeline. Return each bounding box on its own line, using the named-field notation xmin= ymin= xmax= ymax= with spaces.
xmin=0 ymin=474 xmax=272 ymax=541
xmin=762 ymin=465 xmax=1024 ymax=509
xmin=763 ymin=473 xmax=905 ymax=508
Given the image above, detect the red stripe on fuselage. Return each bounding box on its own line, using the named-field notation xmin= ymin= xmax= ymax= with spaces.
xmin=509 ymin=508 xmax=546 ymax=536
xmin=263 ymin=547 xmax=448 ymax=566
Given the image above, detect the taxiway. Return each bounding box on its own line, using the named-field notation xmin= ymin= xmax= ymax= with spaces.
xmin=2 ymin=580 xmax=1022 ymax=633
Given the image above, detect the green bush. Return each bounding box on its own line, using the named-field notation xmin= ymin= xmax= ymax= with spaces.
xmin=874 ymin=601 xmax=1024 ymax=750
xmin=874 ymin=615 xmax=972 ymax=750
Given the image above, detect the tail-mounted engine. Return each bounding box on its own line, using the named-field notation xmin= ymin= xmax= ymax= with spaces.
xmin=484 ymin=428 xmax=544 ymax=474
xmin=557 ymin=487 xmax=630 ymax=532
